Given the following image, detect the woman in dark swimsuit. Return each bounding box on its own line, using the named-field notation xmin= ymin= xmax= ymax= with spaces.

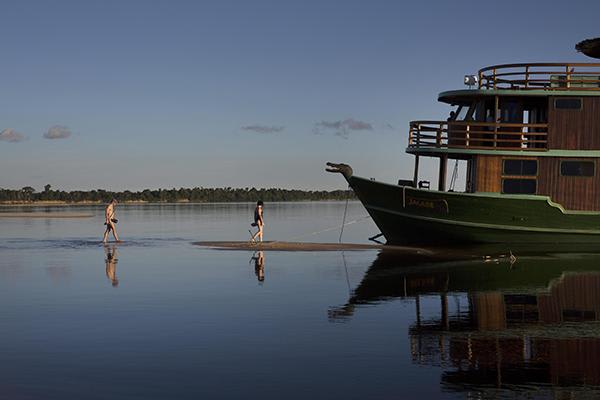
xmin=250 ymin=200 xmax=264 ymax=242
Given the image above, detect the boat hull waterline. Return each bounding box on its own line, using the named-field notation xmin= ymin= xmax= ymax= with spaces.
xmin=343 ymin=174 xmax=600 ymax=245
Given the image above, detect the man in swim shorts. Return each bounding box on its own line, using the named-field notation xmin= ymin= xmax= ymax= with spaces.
xmin=102 ymin=199 xmax=121 ymax=243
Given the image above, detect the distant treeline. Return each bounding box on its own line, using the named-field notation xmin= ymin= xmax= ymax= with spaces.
xmin=0 ymin=185 xmax=355 ymax=204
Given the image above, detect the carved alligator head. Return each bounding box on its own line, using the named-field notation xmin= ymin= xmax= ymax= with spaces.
xmin=325 ymin=162 xmax=353 ymax=180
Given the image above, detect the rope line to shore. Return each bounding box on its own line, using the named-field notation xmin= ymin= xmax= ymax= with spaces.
xmin=268 ymin=215 xmax=372 ymax=245
xmin=339 ymin=184 xmax=351 ymax=243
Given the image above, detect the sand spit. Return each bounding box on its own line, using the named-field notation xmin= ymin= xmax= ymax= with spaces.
xmin=0 ymin=212 xmax=94 ymax=218
xmin=193 ymin=241 xmax=435 ymax=254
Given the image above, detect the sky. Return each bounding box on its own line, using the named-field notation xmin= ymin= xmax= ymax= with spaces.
xmin=1 ymin=0 xmax=599 ymax=192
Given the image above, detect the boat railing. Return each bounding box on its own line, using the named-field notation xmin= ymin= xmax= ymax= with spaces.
xmin=408 ymin=120 xmax=548 ymax=151
xmin=478 ymin=63 xmax=600 ymax=90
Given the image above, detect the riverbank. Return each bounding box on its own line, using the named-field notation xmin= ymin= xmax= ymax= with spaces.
xmin=0 ymin=212 xmax=94 ymax=218
xmin=0 ymin=199 xmax=354 ymax=207
xmin=0 ymin=200 xmax=148 ymax=207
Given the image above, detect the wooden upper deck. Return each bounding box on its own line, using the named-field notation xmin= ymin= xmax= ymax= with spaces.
xmin=406 ymin=62 xmax=600 ymax=211
xmin=408 ymin=63 xmax=600 ymax=155
xmin=478 ymin=63 xmax=600 ymax=90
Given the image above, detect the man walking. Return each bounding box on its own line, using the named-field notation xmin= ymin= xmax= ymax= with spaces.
xmin=102 ymin=199 xmax=121 ymax=243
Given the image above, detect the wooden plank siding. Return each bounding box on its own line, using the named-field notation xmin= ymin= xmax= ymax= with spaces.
xmin=537 ymin=158 xmax=598 ymax=211
xmin=548 ymin=97 xmax=600 ymax=150
xmin=475 ymin=155 xmax=538 ymax=193
xmin=475 ymin=155 xmax=502 ymax=192
xmin=474 ymin=155 xmax=600 ymax=210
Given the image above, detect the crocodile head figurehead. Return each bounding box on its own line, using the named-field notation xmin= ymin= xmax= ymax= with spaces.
xmin=326 ymin=162 xmax=353 ymax=181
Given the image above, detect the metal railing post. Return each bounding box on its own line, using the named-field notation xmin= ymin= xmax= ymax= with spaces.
xmin=494 ymin=124 xmax=498 ymax=148
xmin=466 ymin=124 xmax=470 ymax=147
xmin=494 ymin=96 xmax=499 ymax=147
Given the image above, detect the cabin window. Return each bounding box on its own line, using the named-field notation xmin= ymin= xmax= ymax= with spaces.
xmin=560 ymin=160 xmax=595 ymax=177
xmin=502 ymin=159 xmax=537 ymax=176
xmin=454 ymin=105 xmax=467 ymax=121
xmin=554 ymin=98 xmax=582 ymax=110
xmin=501 ymin=158 xmax=537 ymax=194
xmin=562 ymin=309 xmax=596 ymax=322
xmin=502 ymin=179 xmax=537 ymax=194
xmin=499 ymin=100 xmax=523 ymax=123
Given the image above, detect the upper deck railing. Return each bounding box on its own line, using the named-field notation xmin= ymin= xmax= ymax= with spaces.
xmin=478 ymin=63 xmax=600 ymax=90
xmin=408 ymin=121 xmax=548 ymax=151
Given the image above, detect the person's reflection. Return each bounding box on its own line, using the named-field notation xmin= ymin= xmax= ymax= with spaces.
xmin=250 ymin=251 xmax=265 ymax=282
xmin=104 ymin=245 xmax=119 ymax=287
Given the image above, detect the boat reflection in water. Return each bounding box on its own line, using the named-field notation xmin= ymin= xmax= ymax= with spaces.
xmin=331 ymin=249 xmax=600 ymax=396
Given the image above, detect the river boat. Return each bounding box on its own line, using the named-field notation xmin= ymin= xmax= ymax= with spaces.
xmin=328 ymin=59 xmax=600 ymax=245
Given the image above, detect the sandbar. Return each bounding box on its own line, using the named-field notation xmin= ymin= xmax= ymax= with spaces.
xmin=193 ymin=240 xmax=434 ymax=254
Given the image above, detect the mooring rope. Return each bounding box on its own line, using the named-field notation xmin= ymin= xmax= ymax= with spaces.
xmin=338 ymin=185 xmax=351 ymax=243
xmin=254 ymin=214 xmax=371 ymax=247
xmin=282 ymin=215 xmax=371 ymax=243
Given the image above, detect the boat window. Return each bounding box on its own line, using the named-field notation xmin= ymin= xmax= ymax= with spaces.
xmin=502 ymin=179 xmax=536 ymax=194
xmin=499 ymin=100 xmax=523 ymax=123
xmin=524 ymin=98 xmax=549 ymax=124
xmin=447 ymin=105 xmax=462 ymax=121
xmin=474 ymin=100 xmax=487 ymax=122
xmin=562 ymin=309 xmax=596 ymax=322
xmin=502 ymin=159 xmax=537 ymax=176
xmin=554 ymin=98 xmax=582 ymax=110
xmin=454 ymin=105 xmax=468 ymax=121
xmin=560 ymin=160 xmax=595 ymax=177
xmin=464 ymin=101 xmax=477 ymax=121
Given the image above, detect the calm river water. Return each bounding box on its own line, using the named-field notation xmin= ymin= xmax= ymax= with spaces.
xmin=2 ymin=202 xmax=600 ymax=399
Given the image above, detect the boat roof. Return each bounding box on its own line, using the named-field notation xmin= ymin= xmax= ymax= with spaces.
xmin=438 ymin=88 xmax=600 ymax=105
xmin=439 ymin=62 xmax=600 ymax=105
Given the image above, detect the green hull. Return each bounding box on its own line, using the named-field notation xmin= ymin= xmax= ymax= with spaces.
xmin=331 ymin=250 xmax=600 ymax=311
xmin=348 ymin=175 xmax=600 ymax=245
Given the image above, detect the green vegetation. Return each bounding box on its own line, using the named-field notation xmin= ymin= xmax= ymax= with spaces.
xmin=0 ymin=185 xmax=354 ymax=204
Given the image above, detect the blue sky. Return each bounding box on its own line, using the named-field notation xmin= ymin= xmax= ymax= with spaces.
xmin=1 ymin=0 xmax=599 ymax=191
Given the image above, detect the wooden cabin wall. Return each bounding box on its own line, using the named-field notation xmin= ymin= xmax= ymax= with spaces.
xmin=548 ymin=97 xmax=600 ymax=150
xmin=537 ymin=158 xmax=598 ymax=210
xmin=475 ymin=155 xmax=501 ymax=192
xmin=474 ymin=155 xmax=599 ymax=210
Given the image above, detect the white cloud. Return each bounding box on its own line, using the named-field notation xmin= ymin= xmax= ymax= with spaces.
xmin=44 ymin=125 xmax=72 ymax=139
xmin=241 ymin=124 xmax=285 ymax=134
xmin=0 ymin=128 xmax=26 ymax=143
xmin=313 ymin=118 xmax=373 ymax=139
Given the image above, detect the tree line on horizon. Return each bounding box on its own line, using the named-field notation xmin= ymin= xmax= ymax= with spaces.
xmin=0 ymin=184 xmax=355 ymax=203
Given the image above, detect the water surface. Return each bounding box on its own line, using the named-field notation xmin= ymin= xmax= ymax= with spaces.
xmin=2 ymin=203 xmax=600 ymax=399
